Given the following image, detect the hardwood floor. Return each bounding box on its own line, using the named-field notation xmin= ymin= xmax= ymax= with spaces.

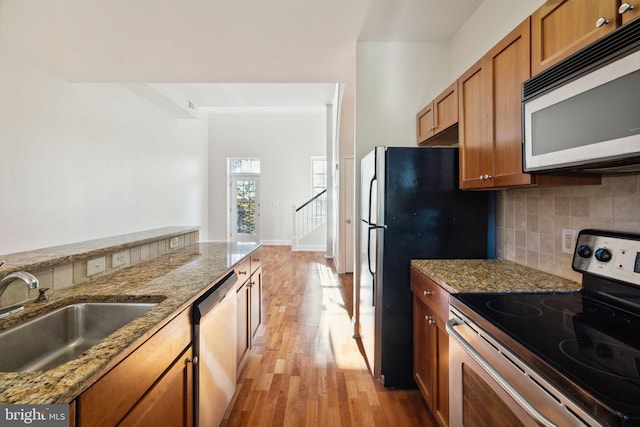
xmin=222 ymin=246 xmax=436 ymax=426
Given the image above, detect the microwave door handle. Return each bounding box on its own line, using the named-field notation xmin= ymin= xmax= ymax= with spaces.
xmin=446 ymin=319 xmax=557 ymax=427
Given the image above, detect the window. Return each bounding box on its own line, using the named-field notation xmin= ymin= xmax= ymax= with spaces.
xmin=311 ymin=157 xmax=327 ymax=195
xmin=230 ymin=158 xmax=261 ymax=174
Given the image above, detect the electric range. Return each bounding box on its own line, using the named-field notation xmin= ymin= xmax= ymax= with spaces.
xmin=450 ymin=229 xmax=640 ymax=426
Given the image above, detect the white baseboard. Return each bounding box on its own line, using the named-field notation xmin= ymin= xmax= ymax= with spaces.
xmin=292 ymin=244 xmax=327 ymax=252
xmin=259 ymin=239 xmax=292 ymax=246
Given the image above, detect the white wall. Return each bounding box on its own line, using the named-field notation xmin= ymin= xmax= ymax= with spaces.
xmin=0 ymin=47 xmax=208 ymax=254
xmin=206 ymin=107 xmax=326 ymax=244
xmin=355 ymin=42 xmax=451 ymax=162
xmin=450 ymin=0 xmax=545 ymax=78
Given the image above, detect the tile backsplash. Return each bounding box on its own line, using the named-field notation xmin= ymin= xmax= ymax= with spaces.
xmin=0 ymin=230 xmax=199 ymax=308
xmin=496 ymin=175 xmax=640 ymax=282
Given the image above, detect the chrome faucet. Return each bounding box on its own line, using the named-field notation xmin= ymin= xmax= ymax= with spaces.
xmin=0 ymin=272 xmax=39 ymax=296
xmin=0 ymin=272 xmax=40 ymax=319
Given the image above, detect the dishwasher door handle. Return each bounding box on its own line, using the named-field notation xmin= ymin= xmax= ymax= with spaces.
xmin=193 ymin=271 xmax=237 ymax=323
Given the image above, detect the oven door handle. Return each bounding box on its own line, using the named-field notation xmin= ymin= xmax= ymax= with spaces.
xmin=446 ymin=318 xmax=557 ymax=427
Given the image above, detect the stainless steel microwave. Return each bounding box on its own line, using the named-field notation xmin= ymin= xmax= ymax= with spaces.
xmin=523 ymin=18 xmax=640 ymax=174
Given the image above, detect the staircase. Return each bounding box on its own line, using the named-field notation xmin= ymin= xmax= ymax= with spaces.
xmin=292 ymin=189 xmax=327 ymax=251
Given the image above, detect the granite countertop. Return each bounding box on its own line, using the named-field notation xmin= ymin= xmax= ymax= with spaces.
xmin=0 ymin=241 xmax=260 ymax=404
xmin=0 ymin=226 xmax=199 ymax=278
xmin=411 ymin=259 xmax=581 ymax=294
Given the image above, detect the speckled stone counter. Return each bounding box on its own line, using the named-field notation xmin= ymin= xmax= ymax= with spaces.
xmin=0 ymin=241 xmax=260 ymax=404
xmin=411 ymin=259 xmax=581 ymax=294
xmin=0 ymin=226 xmax=199 ymax=276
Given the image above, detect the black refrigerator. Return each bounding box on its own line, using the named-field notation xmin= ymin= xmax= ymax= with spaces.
xmin=358 ymin=146 xmax=494 ymax=388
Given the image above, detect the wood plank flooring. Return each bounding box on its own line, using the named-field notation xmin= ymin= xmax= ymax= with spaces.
xmin=222 ymin=246 xmax=436 ymax=426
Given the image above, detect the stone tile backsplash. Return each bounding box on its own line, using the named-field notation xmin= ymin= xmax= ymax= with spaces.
xmin=0 ymin=230 xmax=199 ymax=308
xmin=496 ymin=175 xmax=640 ymax=282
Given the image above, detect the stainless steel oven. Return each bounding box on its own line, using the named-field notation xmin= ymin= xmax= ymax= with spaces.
xmin=447 ymin=229 xmax=640 ymax=427
xmin=447 ymin=307 xmax=601 ymax=427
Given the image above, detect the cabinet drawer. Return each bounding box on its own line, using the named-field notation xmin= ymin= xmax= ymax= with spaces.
xmin=410 ymin=266 xmax=450 ymax=327
xmin=250 ymin=248 xmax=262 ymax=275
xmin=236 ymin=257 xmax=251 ymax=283
xmin=78 ymin=308 xmax=191 ymax=427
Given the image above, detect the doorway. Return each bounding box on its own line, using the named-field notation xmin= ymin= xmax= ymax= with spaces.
xmin=229 ymin=159 xmax=261 ymax=242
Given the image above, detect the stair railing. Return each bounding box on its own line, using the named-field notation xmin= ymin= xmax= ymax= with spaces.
xmin=292 ymin=189 xmax=327 ymax=250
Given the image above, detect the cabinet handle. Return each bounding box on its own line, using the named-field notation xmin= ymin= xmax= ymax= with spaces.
xmin=595 ymin=17 xmax=610 ymax=27
xmin=238 ymin=270 xmax=247 ymax=275
xmin=186 ymin=356 xmax=199 ymax=365
xmin=619 ymin=3 xmax=635 ymax=14
xmin=423 ymin=290 xmax=432 ymax=296
xmin=425 ymin=316 xmax=436 ymax=326
xmin=252 ymin=258 xmax=260 ymax=262
xmin=479 ymin=174 xmax=492 ymax=181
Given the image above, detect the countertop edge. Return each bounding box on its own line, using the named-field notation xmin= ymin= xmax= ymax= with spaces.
xmin=410 ymin=259 xmax=581 ymax=294
xmin=0 ymin=226 xmax=200 ymax=276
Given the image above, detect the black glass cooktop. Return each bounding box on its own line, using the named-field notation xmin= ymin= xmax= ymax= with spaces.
xmin=452 ymin=290 xmax=640 ymax=424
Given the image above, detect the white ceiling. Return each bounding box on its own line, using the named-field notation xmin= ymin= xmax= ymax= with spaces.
xmin=0 ymin=0 xmax=482 ymax=107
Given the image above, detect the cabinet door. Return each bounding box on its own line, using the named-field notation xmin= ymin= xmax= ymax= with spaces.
xmin=119 ymin=346 xmax=193 ymax=427
xmin=458 ymin=60 xmax=493 ymax=189
xmin=250 ymin=267 xmax=262 ymax=340
xmin=434 ymin=327 xmax=449 ymax=427
xmin=416 ymin=102 xmax=435 ymax=144
xmin=413 ymin=297 xmax=436 ymax=409
xmin=620 ymin=0 xmax=640 ymax=24
xmin=236 ymin=281 xmax=250 ymax=368
xmin=78 ymin=309 xmax=191 ymax=427
xmin=433 ymin=81 xmax=458 ymax=135
xmin=531 ymin=0 xmax=620 ymax=75
xmin=490 ymin=18 xmax=533 ymax=188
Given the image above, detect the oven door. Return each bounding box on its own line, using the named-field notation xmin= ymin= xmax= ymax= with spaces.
xmin=447 ymin=309 xmax=603 ymax=427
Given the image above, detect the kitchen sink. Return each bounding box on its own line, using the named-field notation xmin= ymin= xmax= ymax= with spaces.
xmin=0 ymin=302 xmax=158 ymax=372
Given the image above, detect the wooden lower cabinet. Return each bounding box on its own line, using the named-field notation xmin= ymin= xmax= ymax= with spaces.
xmin=119 ymin=345 xmax=193 ymax=427
xmin=236 ymin=280 xmax=250 ymax=369
xmin=236 ymin=249 xmax=263 ymax=373
xmin=411 ymin=267 xmax=449 ymax=427
xmin=249 ymin=266 xmax=262 ymax=340
xmin=76 ymin=308 xmax=192 ymax=427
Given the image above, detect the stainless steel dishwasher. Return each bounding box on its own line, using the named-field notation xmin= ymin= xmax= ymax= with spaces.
xmin=193 ymin=271 xmax=237 ymax=427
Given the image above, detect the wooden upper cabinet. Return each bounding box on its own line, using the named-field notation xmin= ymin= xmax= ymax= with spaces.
xmin=433 ymin=82 xmax=458 ymax=136
xmin=531 ymin=0 xmax=620 ymax=75
xmin=458 ymin=59 xmax=492 ymax=189
xmin=458 ymin=18 xmax=601 ymax=190
xmin=459 ymin=19 xmax=524 ymax=190
xmin=620 ymin=1 xmax=640 ymax=23
xmin=489 ymin=17 xmax=533 ymax=188
xmin=417 ymin=103 xmax=435 ymax=143
xmin=417 ymin=81 xmax=458 ymax=146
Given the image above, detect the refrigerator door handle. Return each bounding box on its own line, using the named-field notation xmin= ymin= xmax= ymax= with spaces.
xmin=366 ymin=224 xmax=375 ymax=276
xmin=367 ymin=176 xmax=376 ymax=224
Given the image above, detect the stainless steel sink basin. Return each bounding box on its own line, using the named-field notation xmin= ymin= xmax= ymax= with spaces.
xmin=0 ymin=302 xmax=158 ymax=372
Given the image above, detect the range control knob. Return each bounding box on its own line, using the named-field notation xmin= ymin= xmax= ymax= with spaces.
xmin=577 ymin=245 xmax=593 ymax=258
xmin=595 ymin=248 xmax=612 ymax=263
